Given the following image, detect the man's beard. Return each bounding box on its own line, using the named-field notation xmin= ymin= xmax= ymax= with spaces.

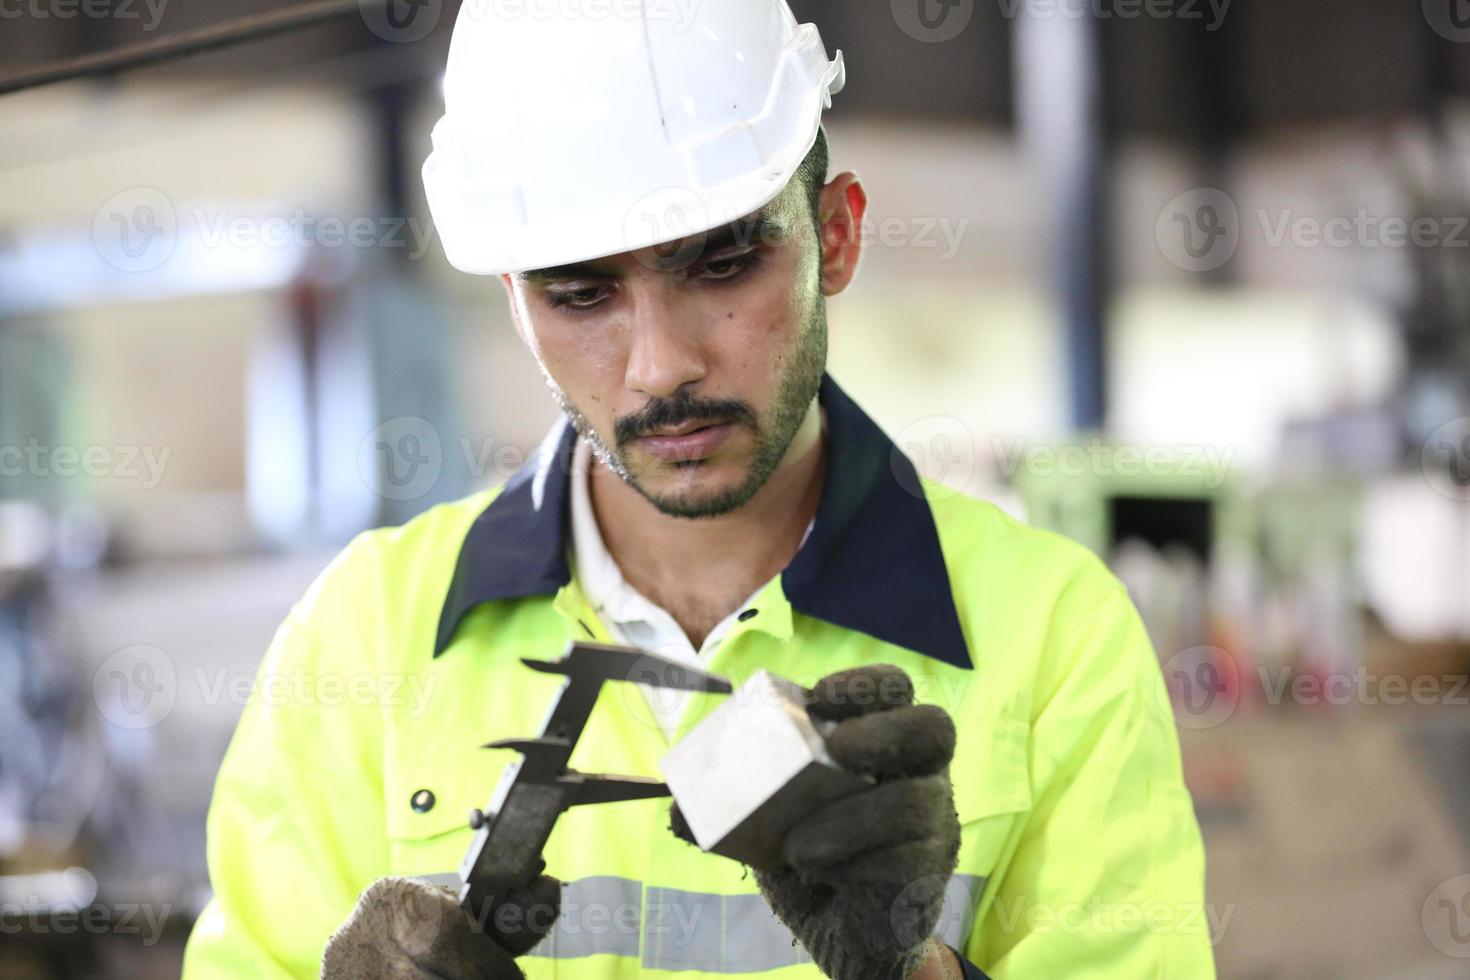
xmin=547 ymin=307 xmax=826 ymax=519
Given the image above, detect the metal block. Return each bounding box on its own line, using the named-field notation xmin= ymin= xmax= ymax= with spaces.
xmin=659 ymin=669 xmax=870 ymax=871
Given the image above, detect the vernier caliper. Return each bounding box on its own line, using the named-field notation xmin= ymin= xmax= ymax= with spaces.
xmin=456 ymin=641 xmax=732 ymax=930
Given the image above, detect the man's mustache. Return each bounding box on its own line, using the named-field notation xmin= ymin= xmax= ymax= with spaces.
xmin=615 ymin=394 xmax=757 ymax=446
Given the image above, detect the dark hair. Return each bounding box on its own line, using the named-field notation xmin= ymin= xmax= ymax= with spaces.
xmin=792 ymin=124 xmax=829 ymax=230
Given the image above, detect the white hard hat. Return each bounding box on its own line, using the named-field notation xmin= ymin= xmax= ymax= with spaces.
xmin=422 ymin=0 xmax=845 ymax=276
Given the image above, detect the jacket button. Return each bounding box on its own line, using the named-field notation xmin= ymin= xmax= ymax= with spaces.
xmin=411 ymin=789 xmax=435 ymax=813
xmin=738 ymin=608 xmax=759 ymax=622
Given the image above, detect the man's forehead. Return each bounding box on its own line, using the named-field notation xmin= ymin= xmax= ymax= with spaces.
xmin=514 ymin=196 xmax=800 ymax=283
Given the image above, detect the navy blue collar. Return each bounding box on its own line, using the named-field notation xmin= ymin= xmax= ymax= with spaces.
xmin=435 ymin=374 xmax=972 ymax=670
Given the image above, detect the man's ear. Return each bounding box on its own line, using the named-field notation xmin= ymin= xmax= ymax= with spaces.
xmin=817 ymin=171 xmax=867 ymax=297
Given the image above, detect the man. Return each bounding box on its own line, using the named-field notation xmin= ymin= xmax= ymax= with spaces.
xmin=183 ymin=3 xmax=1212 ymax=978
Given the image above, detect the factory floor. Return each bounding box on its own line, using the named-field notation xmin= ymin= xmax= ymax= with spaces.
xmin=1185 ymin=708 xmax=1470 ymax=979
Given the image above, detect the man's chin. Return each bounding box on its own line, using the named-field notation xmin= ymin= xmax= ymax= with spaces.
xmin=627 ymin=463 xmax=757 ymax=519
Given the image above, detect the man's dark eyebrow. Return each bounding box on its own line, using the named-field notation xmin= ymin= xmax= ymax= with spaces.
xmin=515 ymin=210 xmax=783 ymax=283
xmin=515 ymin=260 xmax=622 ymax=284
xmin=698 ymin=214 xmax=781 ymax=255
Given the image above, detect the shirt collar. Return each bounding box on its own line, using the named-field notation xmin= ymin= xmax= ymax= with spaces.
xmin=567 ymin=434 xmax=622 ymax=617
xmin=435 ymin=374 xmax=972 ymax=669
xmin=570 ymin=432 xmax=816 ymax=632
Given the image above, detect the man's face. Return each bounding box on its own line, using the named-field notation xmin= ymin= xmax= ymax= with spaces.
xmin=503 ymin=176 xmax=855 ymax=519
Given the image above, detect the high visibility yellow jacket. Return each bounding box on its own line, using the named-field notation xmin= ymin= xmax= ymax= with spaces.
xmin=182 ymin=375 xmax=1214 ymax=979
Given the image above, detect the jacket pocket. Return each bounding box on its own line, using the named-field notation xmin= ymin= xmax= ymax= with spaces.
xmin=950 ymin=709 xmax=1032 ymax=871
xmin=384 ymin=749 xmax=513 ymax=878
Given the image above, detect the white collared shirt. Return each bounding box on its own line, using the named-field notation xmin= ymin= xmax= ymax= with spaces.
xmin=567 ymin=434 xmax=811 ymax=739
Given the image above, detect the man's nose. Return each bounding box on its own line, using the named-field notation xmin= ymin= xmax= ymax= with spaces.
xmin=622 ymin=290 xmax=708 ymax=399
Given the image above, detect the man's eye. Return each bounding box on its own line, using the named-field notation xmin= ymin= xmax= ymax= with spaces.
xmin=545 ymin=285 xmax=608 ymax=310
xmin=696 ymin=251 xmax=761 ymax=281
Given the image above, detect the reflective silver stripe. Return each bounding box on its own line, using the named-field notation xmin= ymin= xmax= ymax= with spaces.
xmin=526 ymin=876 xmax=643 ymax=960
xmin=525 ymin=872 xmax=988 ymax=970
xmin=642 ymin=887 xmax=810 ymax=972
xmin=935 ymin=874 xmax=987 ymax=951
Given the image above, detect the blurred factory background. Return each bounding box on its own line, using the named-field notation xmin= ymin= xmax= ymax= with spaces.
xmin=1 ymin=1 xmax=1469 ymax=977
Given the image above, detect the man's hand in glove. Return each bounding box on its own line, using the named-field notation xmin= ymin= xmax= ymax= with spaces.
xmin=672 ymin=663 xmax=963 ymax=980
xmin=321 ymin=872 xmax=560 ymax=980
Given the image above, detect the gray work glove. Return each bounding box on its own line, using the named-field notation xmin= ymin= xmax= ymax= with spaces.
xmin=671 ymin=664 xmax=961 ymax=980
xmin=321 ymin=872 xmax=561 ymax=980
